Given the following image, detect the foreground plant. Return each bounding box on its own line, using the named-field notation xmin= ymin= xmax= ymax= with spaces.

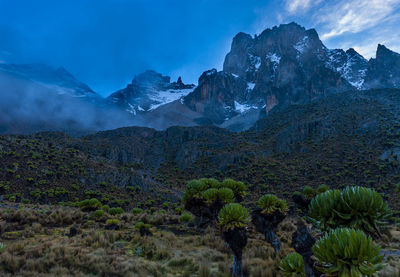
xmin=218 ymin=203 xmax=250 ymax=277
xmin=182 ymin=178 xmax=247 ymax=227
xmin=309 ymin=186 xmax=391 ymax=235
xmin=252 ymin=194 xmax=288 ymax=252
xmin=312 ymin=228 xmax=384 ymax=276
xmin=279 ymin=252 xmax=305 ymax=277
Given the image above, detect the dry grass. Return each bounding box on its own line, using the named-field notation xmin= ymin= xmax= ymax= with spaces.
xmin=0 ymin=204 xmax=398 ymax=276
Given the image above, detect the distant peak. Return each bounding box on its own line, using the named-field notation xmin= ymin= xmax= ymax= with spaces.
xmin=376 ymin=44 xmax=400 ymax=58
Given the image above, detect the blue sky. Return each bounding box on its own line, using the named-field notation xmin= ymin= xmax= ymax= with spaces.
xmin=0 ymin=0 xmax=399 ymax=96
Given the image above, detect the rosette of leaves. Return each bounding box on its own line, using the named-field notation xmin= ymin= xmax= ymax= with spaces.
xmin=221 ymin=178 xmax=247 ymax=200
xmin=202 ymin=187 xmax=234 ymax=204
xmin=257 ymin=194 xmax=288 ymax=215
xmin=312 ymin=228 xmax=384 ymax=276
xmin=309 ymin=187 xmax=391 ymax=234
xmin=308 ymin=189 xmax=341 ymax=231
xmin=218 ymin=203 xmax=250 ymax=231
xmin=182 ymin=179 xmax=208 ymax=204
xmin=279 ymin=252 xmax=306 ymax=277
xmin=338 ymin=186 xmax=391 ymax=234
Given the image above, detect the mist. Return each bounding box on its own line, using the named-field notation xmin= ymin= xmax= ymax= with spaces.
xmin=0 ymin=72 xmax=144 ymax=136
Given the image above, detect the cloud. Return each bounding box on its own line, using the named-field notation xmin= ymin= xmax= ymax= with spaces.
xmin=285 ymin=0 xmax=321 ymax=14
xmin=317 ymin=0 xmax=400 ymax=40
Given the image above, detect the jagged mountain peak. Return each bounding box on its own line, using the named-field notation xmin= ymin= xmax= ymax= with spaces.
xmin=108 ymin=69 xmax=195 ymax=114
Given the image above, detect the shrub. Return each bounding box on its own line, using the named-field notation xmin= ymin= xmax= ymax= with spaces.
xmin=279 ymin=252 xmax=305 ymax=277
xmin=302 ymin=186 xmax=316 ymax=200
xmin=218 ymin=203 xmax=250 ymax=231
xmin=316 ymin=184 xmax=329 ymax=194
xmin=78 ymin=198 xmax=102 ymax=211
xmin=257 ymin=194 xmax=288 ymax=214
xmin=202 ymin=188 xmax=218 ymax=203
xmin=179 ymin=212 xmax=193 ymax=223
xmin=102 ymin=205 xmax=110 ymax=212
xmin=199 ymin=178 xmax=220 ymax=189
xmin=313 ymin=228 xmax=384 ymax=276
xmin=135 ymin=221 xmax=150 ymax=230
xmin=309 ymin=186 xmax=391 ymax=234
xmin=109 ymin=207 xmax=124 ymax=215
xmin=93 ymin=209 xmax=105 ymax=219
xmin=106 ymin=219 xmax=119 ymax=226
xmin=131 ymin=207 xmax=143 ymax=215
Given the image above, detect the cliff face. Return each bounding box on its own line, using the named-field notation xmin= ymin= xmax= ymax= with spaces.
xmin=364 ymin=44 xmax=400 ymax=89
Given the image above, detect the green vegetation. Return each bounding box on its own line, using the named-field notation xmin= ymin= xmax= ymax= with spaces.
xmin=218 ymin=203 xmax=250 ymax=231
xmin=78 ymin=198 xmax=102 ymax=211
xmin=257 ymin=194 xmax=288 ymax=215
xmin=179 ymin=212 xmax=193 ymax=223
xmin=105 ymin=218 xmax=119 ymax=226
xmin=309 ymin=186 xmax=392 ymax=234
xmin=302 ymin=185 xmax=316 ymax=200
xmin=130 ymin=207 xmax=143 ymax=214
xmin=313 ymin=228 xmax=384 ymax=276
xmin=279 ymin=252 xmax=305 ymax=277
xmin=108 ymin=207 xmax=124 ymax=215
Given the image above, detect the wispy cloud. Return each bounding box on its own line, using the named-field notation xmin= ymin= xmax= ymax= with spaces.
xmin=285 ymin=0 xmax=322 ymax=14
xmin=317 ymin=0 xmax=400 ymax=40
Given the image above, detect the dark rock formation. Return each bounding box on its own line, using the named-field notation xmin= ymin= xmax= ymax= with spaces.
xmin=292 ymin=221 xmax=320 ymax=277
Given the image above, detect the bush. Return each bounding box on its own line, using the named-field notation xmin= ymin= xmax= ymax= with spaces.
xmin=279 ymin=252 xmax=305 ymax=277
xmin=218 ymin=203 xmax=250 ymax=231
xmin=135 ymin=221 xmax=150 ymax=230
xmin=309 ymin=186 xmax=391 ymax=234
xmin=257 ymin=194 xmax=288 ymax=214
xmin=302 ymin=186 xmax=316 ymax=200
xmin=316 ymin=184 xmax=329 ymax=194
xmin=109 ymin=207 xmax=124 ymax=215
xmin=313 ymin=228 xmax=384 ymax=276
xmin=179 ymin=212 xmax=193 ymax=223
xmin=131 ymin=207 xmax=143 ymax=215
xmin=93 ymin=209 xmax=105 ymax=219
xmin=106 ymin=219 xmax=119 ymax=226
xmin=102 ymin=205 xmax=110 ymax=212
xmin=78 ymin=198 xmax=102 ymax=211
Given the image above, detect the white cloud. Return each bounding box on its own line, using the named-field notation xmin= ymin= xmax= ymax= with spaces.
xmin=317 ymin=0 xmax=400 ymax=40
xmin=285 ymin=0 xmax=322 ymax=14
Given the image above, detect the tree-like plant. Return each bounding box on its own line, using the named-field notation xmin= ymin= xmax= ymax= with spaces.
xmin=218 ymin=203 xmax=250 ymax=277
xmin=257 ymin=194 xmax=288 ymax=215
xmin=253 ymin=194 xmax=288 ymax=252
xmin=182 ymin=178 xmax=247 ymax=227
xmin=221 ymin=178 xmax=247 ymax=201
xmin=78 ymin=198 xmax=102 ymax=211
xmin=312 ymin=228 xmax=384 ymax=276
xmin=309 ymin=186 xmax=391 ymax=235
xmin=279 ymin=252 xmax=306 ymax=277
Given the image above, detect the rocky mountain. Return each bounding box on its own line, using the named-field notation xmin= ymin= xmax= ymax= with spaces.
xmin=159 ymin=22 xmax=399 ymax=130
xmin=107 ymin=70 xmax=195 ymax=115
xmin=364 ymin=44 xmax=400 ymax=89
xmin=1 ymin=23 xmax=400 ymax=135
xmin=0 ymin=63 xmax=96 ymax=97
